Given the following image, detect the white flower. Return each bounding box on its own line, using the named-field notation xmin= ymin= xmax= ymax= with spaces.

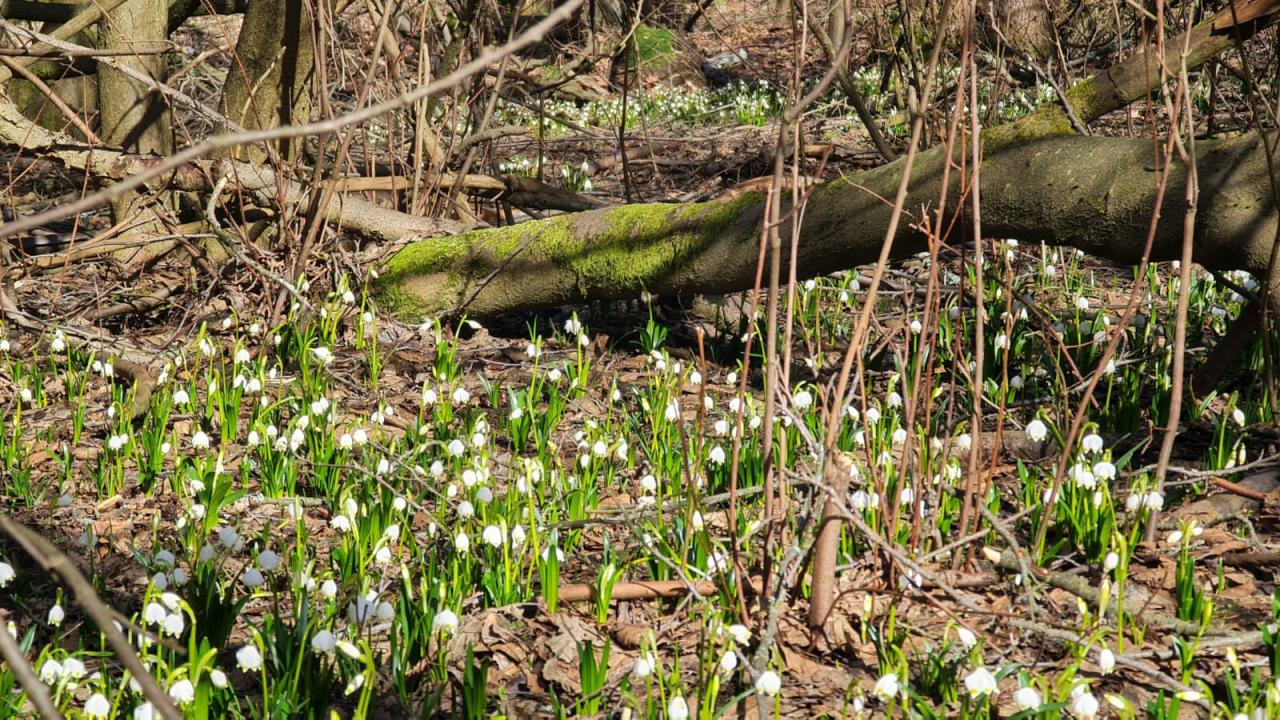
xmin=167 ymin=678 xmax=195 ymax=705
xmin=47 ymin=603 xmax=64 ymax=626
xmin=242 ymin=568 xmax=264 ymax=588
xmin=956 ymin=626 xmax=977 ymax=648
xmin=452 ymin=387 xmax=470 ymax=404
xmin=312 ymin=347 xmax=333 ymax=365
xmin=236 ymin=644 xmax=262 ymax=671
xmin=84 ymin=693 xmax=111 ymax=717
xmin=312 ymin=630 xmax=337 ymax=653
xmin=1104 ymin=551 xmax=1119 ymax=571
xmin=1098 ymin=647 xmax=1115 ymax=674
xmin=191 ymin=430 xmax=210 ymax=450
xmin=1082 ymin=433 xmax=1103 ymax=454
xmin=0 ymin=562 xmax=14 ymax=587
xmin=708 ymin=446 xmax=726 ymax=464
xmin=632 ymin=653 xmax=655 ymax=677
xmin=482 ymin=525 xmax=504 ymax=548
xmin=454 ymin=531 xmax=470 ymax=553
xmin=61 ymin=657 xmax=85 ymax=678
xmin=1069 ymin=688 xmax=1099 ymax=718
xmin=1232 ymin=408 xmax=1246 ymax=426
xmin=1075 ymin=296 xmax=1090 ymax=311
xmin=257 ymin=550 xmax=280 ymax=572
xmin=874 ymin=672 xmax=900 ymax=699
xmin=1025 ymin=419 xmax=1048 ymax=442
xmin=433 ymin=609 xmax=459 ymax=634
xmin=162 ymin=612 xmax=185 ymax=637
xmin=144 ymin=602 xmax=167 ymax=625
xmin=1013 ymin=686 xmax=1042 ymax=710
xmin=793 ymin=389 xmax=813 ymax=409
xmin=665 ymin=400 xmax=680 ymax=422
xmin=210 ymin=670 xmax=227 ymax=688
xmin=39 ymin=659 xmax=62 ymax=683
xmin=50 ymin=331 xmax=65 ymax=352
xmin=448 ymin=439 xmax=465 ymax=457
xmin=755 ymin=670 xmax=782 ymax=696
xmin=329 ymin=515 xmax=351 ymax=532
xmin=319 ymin=579 xmax=338 ymax=598
xmin=726 ymin=624 xmax=750 ymax=644
xmin=1093 ymin=461 xmax=1116 ymax=481
xmin=963 ymin=666 xmax=998 ymax=697
xmin=667 ymin=695 xmax=690 ymax=720
xmin=719 ymin=649 xmax=738 ymax=673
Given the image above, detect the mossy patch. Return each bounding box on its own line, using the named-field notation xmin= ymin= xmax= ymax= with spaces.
xmin=634 ymin=25 xmax=676 ymax=64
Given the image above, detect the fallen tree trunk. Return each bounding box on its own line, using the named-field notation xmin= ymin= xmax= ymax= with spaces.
xmin=373 ymin=0 xmax=1280 ymax=318
xmin=373 ymin=130 xmax=1278 ymax=318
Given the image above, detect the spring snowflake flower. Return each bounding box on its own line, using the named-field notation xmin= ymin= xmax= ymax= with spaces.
xmin=1093 ymin=461 xmax=1116 ymax=481
xmin=667 ymin=695 xmax=690 ymax=720
xmin=191 ymin=430 xmax=210 ymax=450
xmin=257 ymin=550 xmax=280 ymax=572
xmin=631 ymin=652 xmax=656 ymax=677
xmin=482 ymin=525 xmax=504 ymax=548
xmin=218 ymin=526 xmax=239 ymax=548
xmin=433 ymin=608 xmax=459 ymax=634
xmin=708 ymin=446 xmax=726 ymax=464
xmin=61 ymin=657 xmax=85 ymax=679
xmin=1104 ymin=551 xmax=1120 ymax=571
xmin=39 ymin=659 xmax=61 ymax=683
xmin=312 ymin=346 xmax=333 ymax=365
xmin=717 ymin=649 xmax=738 ymax=673
xmin=1025 ymin=419 xmax=1047 ymax=442
xmin=452 ymin=387 xmax=470 ymax=404
xmin=242 ymin=568 xmax=264 ymax=588
xmin=755 ymin=670 xmax=782 ymax=696
xmin=50 ymin=330 xmax=65 ymax=352
xmin=84 ymin=693 xmax=111 ymax=717
xmin=454 ymin=531 xmax=470 ymax=553
xmin=329 ymin=515 xmax=351 ymax=532
xmin=956 ymin=626 xmax=977 ymax=648
xmin=210 ymin=669 xmax=227 ymax=689
xmin=47 ymin=603 xmax=64 ymax=626
xmin=1074 ymin=296 xmax=1090 ymax=311
xmin=162 ymin=612 xmax=184 ymax=637
xmin=1081 ymin=433 xmax=1103 ymax=454
xmin=664 ymin=400 xmax=680 ymax=422
xmin=793 ymin=389 xmax=813 ymax=409
xmin=311 ymin=630 xmax=337 ymax=653
xmin=144 ymin=602 xmax=167 ymax=625
xmin=1013 ymin=686 xmax=1042 ymax=710
xmin=963 ymin=666 xmax=998 ymax=697
xmin=168 ymin=679 xmax=195 ymax=705
xmin=1098 ymin=647 xmax=1115 ymax=674
xmin=874 ymin=672 xmax=900 ymax=700
xmin=1232 ymin=408 xmax=1247 ymax=426
xmin=236 ymin=644 xmax=262 ymax=672
xmin=1069 ymin=687 xmax=1099 ymax=718
xmin=319 ymin=579 xmax=338 ymax=598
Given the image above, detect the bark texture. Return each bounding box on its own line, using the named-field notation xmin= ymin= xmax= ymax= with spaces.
xmin=374 ymin=131 xmax=1277 ymax=318
xmin=217 ymin=0 xmax=316 ymax=163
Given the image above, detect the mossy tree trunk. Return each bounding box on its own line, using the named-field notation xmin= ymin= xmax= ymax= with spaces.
xmin=373 ymin=131 xmax=1277 ymax=318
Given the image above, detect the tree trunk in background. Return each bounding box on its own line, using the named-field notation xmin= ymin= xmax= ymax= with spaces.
xmin=217 ymin=0 xmax=316 ymax=163
xmin=97 ymin=0 xmax=173 ymax=268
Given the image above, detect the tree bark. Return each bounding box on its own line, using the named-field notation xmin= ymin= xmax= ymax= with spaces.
xmin=216 ymin=0 xmax=316 ymax=163
xmin=372 ymin=0 xmax=1280 ymax=318
xmin=372 ymin=131 xmax=1277 ymax=318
